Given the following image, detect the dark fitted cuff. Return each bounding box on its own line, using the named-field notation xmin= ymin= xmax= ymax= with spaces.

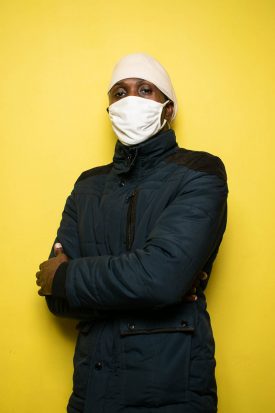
xmin=52 ymin=262 xmax=69 ymax=299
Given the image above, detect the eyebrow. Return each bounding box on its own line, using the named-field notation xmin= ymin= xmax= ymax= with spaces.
xmin=111 ymin=79 xmax=152 ymax=88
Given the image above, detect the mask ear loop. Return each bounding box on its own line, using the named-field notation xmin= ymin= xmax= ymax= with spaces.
xmin=160 ymin=100 xmax=171 ymax=129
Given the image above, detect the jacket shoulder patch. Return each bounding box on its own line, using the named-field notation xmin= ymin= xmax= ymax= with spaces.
xmin=166 ymin=149 xmax=227 ymax=181
xmin=75 ymin=163 xmax=113 ymax=184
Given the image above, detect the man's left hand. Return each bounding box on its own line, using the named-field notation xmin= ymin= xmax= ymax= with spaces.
xmin=36 ymin=243 xmax=69 ymax=296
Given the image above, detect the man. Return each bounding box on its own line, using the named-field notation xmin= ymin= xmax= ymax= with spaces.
xmin=36 ymin=53 xmax=228 ymax=413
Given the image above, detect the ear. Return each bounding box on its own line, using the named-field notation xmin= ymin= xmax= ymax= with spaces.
xmin=164 ymin=101 xmax=174 ymax=123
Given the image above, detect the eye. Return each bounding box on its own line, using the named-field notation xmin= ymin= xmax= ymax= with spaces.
xmin=139 ymin=85 xmax=153 ymax=96
xmin=113 ymin=87 xmax=127 ymax=98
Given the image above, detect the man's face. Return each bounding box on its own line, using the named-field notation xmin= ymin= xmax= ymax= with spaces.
xmin=108 ymin=78 xmax=174 ymax=124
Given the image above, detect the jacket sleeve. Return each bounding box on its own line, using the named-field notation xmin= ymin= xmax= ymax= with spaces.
xmin=56 ymin=165 xmax=228 ymax=310
xmin=45 ymin=192 xmax=97 ymax=320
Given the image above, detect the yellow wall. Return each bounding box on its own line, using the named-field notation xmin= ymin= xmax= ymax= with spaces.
xmin=1 ymin=1 xmax=274 ymax=411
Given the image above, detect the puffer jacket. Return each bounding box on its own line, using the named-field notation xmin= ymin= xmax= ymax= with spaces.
xmin=46 ymin=128 xmax=228 ymax=413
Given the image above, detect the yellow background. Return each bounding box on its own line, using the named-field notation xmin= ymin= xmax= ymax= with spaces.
xmin=1 ymin=1 xmax=274 ymax=412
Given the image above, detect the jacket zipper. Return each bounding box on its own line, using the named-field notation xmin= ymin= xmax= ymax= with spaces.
xmin=126 ymin=190 xmax=138 ymax=251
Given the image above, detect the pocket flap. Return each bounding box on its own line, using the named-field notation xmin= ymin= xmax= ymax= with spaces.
xmin=120 ymin=305 xmax=195 ymax=336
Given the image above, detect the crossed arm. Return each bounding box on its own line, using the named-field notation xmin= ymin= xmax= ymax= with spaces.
xmin=36 ymin=169 xmax=227 ymax=317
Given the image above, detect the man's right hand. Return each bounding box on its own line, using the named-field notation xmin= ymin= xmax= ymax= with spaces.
xmin=36 ymin=243 xmax=69 ymax=296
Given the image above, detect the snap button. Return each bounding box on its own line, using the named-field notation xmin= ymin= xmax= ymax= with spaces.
xmin=94 ymin=361 xmax=103 ymax=370
xmin=128 ymin=323 xmax=135 ymax=331
xmin=119 ymin=180 xmax=125 ymax=187
xmin=180 ymin=320 xmax=188 ymax=327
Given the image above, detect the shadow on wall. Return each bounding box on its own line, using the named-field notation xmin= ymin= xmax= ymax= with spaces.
xmin=43 ymin=301 xmax=79 ymax=343
xmin=53 ymin=317 xmax=78 ymax=342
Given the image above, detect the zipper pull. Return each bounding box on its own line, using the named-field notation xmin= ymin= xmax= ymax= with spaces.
xmin=127 ymin=190 xmax=136 ymax=201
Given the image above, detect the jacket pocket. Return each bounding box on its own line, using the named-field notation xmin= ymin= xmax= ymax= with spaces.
xmin=119 ymin=306 xmax=195 ymax=407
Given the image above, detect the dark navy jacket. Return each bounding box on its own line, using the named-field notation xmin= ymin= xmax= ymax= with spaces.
xmin=46 ymin=129 xmax=228 ymax=413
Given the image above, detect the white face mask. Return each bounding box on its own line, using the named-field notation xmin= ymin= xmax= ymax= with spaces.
xmin=108 ymin=96 xmax=170 ymax=146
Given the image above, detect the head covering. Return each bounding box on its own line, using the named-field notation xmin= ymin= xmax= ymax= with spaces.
xmin=108 ymin=53 xmax=177 ymax=120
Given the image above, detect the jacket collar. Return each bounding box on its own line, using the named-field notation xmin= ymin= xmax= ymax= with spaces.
xmin=112 ymin=129 xmax=178 ymax=176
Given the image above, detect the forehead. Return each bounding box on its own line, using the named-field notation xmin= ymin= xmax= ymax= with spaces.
xmin=109 ymin=78 xmax=157 ymax=91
